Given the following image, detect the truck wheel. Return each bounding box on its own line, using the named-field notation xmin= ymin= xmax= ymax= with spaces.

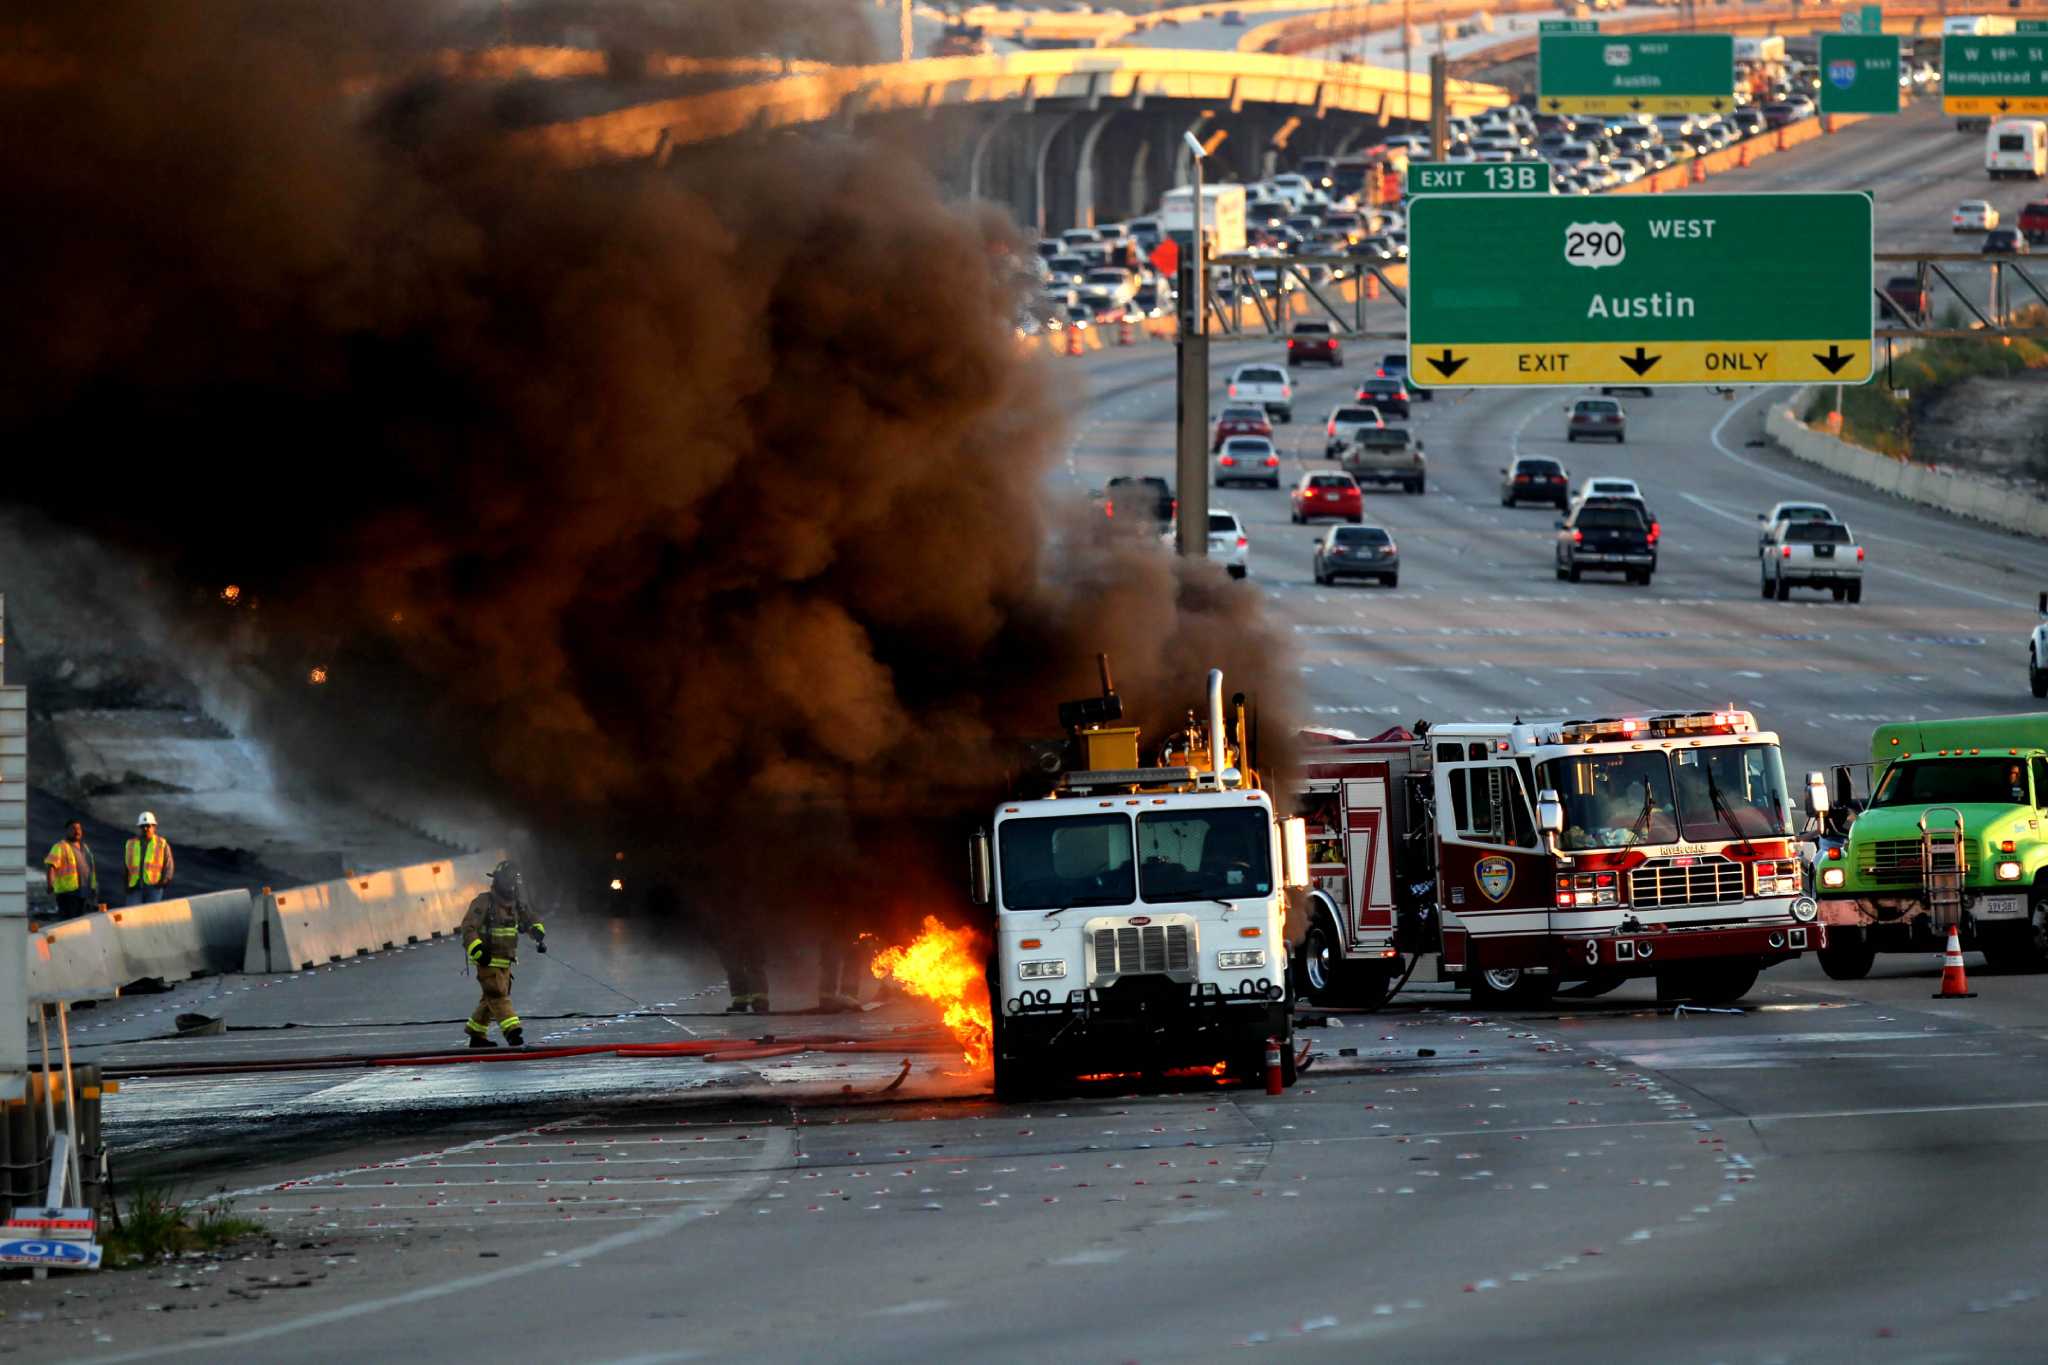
xmin=1773 ymin=576 xmax=1790 ymax=602
xmin=1982 ymin=896 xmax=2048 ymax=973
xmin=1566 ymin=565 xmax=1582 ymax=583
xmin=1468 ymin=967 xmax=1555 ymax=1007
xmin=1760 ymin=574 xmax=1774 ymax=600
xmin=1384 ymin=573 xmax=1399 ymax=588
xmin=1294 ymin=919 xmax=1345 ymax=1004
xmin=991 ymin=1014 xmax=1046 ymax=1103
xmin=1662 ymin=960 xmax=1761 ymax=1005
xmin=1816 ymin=936 xmax=1876 ymax=981
xmin=1847 ymin=583 xmax=1862 ymax=604
xmin=1831 ymin=585 xmax=1846 ymax=601
xmin=1228 ymin=564 xmax=1247 ymax=580
xmin=2031 ymin=654 xmax=2047 ymax=698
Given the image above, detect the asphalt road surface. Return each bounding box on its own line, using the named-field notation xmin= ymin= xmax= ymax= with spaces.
xmin=17 ymin=91 xmax=2048 ymax=1365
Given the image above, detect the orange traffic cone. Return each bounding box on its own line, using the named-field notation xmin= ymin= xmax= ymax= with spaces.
xmin=1117 ymin=318 xmax=1134 ymax=346
xmin=1933 ymin=924 xmax=1976 ymax=999
xmin=1066 ymin=326 xmax=1083 ymax=357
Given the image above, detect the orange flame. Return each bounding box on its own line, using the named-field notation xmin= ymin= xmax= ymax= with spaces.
xmin=869 ymin=915 xmax=992 ymax=1070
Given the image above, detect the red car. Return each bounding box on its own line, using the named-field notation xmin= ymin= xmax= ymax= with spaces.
xmin=1286 ymin=320 xmax=1343 ymax=368
xmin=1211 ymin=404 xmax=1274 ymax=451
xmin=1291 ymin=471 xmax=1363 ymax=524
xmin=2022 ymin=201 xmax=2048 ymax=244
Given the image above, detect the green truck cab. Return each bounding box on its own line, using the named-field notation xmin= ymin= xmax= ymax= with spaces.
xmin=1813 ymin=715 xmax=2048 ymax=978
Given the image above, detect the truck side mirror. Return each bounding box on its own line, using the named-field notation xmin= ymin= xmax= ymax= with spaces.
xmin=1280 ymin=816 xmax=1311 ymax=890
xmin=967 ymin=829 xmax=993 ymax=907
xmin=1536 ymin=789 xmax=1565 ymax=834
xmin=1804 ymin=771 xmax=1831 ymax=818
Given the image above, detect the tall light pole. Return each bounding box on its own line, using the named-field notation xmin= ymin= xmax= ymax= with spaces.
xmin=1175 ymin=131 xmax=1210 ymax=563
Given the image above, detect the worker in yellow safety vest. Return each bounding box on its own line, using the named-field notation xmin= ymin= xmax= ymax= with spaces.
xmin=44 ymin=820 xmax=99 ymax=920
xmin=124 ymin=812 xmax=175 ymax=906
xmin=458 ymin=860 xmax=546 ymax=1048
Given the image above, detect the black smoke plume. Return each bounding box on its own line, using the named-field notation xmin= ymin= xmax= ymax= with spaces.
xmin=0 ymin=0 xmax=1295 ymax=939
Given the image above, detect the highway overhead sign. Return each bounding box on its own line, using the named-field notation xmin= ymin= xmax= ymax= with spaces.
xmin=1539 ymin=19 xmax=1597 ymax=33
xmin=1406 ymin=193 xmax=1874 ymax=388
xmin=1407 ymin=161 xmax=1552 ymax=196
xmin=1943 ymin=33 xmax=2048 ymax=116
xmin=1839 ymin=5 xmax=1882 ymax=34
xmin=1820 ymin=33 xmax=1901 ymax=115
xmin=1538 ymin=34 xmax=1735 ymax=114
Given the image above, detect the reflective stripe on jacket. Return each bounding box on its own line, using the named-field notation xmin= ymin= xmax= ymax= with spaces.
xmin=125 ymin=835 xmax=172 ymax=888
xmin=46 ymin=841 xmax=95 ymax=894
xmin=457 ymin=892 xmax=544 ymax=968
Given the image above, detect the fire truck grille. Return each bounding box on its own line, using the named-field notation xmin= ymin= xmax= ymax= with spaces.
xmin=1628 ymin=857 xmax=1744 ymax=908
xmin=1092 ymin=925 xmax=1193 ymax=978
xmin=1863 ymin=838 xmax=1960 ymax=885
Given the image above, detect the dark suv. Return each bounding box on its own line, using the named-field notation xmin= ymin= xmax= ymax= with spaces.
xmin=1287 ymin=319 xmax=1343 ymax=368
xmin=1501 ymin=457 xmax=1570 ymax=509
xmin=1556 ymin=501 xmax=1655 ymax=585
xmin=1355 ymin=375 xmax=1410 ymax=419
xmin=1105 ymin=475 xmax=1175 ymax=527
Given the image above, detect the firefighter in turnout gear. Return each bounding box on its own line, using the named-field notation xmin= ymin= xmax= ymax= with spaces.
xmin=459 ymin=860 xmax=546 ymax=1048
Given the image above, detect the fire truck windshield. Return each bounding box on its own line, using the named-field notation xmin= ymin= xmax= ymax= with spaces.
xmin=1540 ymin=745 xmax=1792 ymax=850
xmin=997 ymin=813 xmax=1135 ymax=912
xmin=1137 ymin=808 xmax=1273 ymax=904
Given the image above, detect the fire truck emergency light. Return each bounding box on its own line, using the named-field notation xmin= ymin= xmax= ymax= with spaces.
xmin=1552 ymin=710 xmax=1757 ymax=745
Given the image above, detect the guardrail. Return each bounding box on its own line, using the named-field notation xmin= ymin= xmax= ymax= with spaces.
xmin=510 ymin=47 xmax=1508 ymax=165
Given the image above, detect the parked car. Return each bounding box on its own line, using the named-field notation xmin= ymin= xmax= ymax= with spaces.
xmin=1954 ymin=200 xmax=2000 ymax=232
xmin=1354 ymin=375 xmax=1411 ymax=419
xmin=2022 ymin=201 xmax=2048 ymax=244
xmin=1313 ymin=523 xmax=1399 ymax=587
xmin=1324 ymin=403 xmax=1384 ymax=457
xmin=1216 ymin=435 xmax=1282 ymax=489
xmin=1287 ymin=318 xmax=1344 ymax=368
xmin=1292 ymin=470 xmax=1365 ymax=524
xmin=1566 ymin=397 xmax=1626 ymax=443
xmin=1757 ymin=501 xmax=1838 ymax=556
xmin=1227 ymin=364 xmax=1294 ymax=422
xmin=1556 ymin=501 xmax=1656 ymax=585
xmin=1762 ymin=519 xmax=1863 ymax=602
xmin=1501 ymin=456 xmax=1570 ymax=509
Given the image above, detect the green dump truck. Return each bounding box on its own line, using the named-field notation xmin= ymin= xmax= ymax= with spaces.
xmin=1813 ymin=715 xmax=2048 ymax=978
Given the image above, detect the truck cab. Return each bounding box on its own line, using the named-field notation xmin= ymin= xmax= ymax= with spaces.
xmin=1814 ymin=715 xmax=2048 ymax=976
xmin=979 ymin=666 xmax=1309 ymax=1101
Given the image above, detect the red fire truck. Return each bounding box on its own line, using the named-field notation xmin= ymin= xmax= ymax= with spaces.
xmin=1290 ymin=709 xmax=1820 ymax=1008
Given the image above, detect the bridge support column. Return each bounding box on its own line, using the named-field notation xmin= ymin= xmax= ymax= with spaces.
xmin=1033 ymin=112 xmax=1078 ymax=234
xmin=968 ymin=111 xmax=1017 ymax=202
xmin=1074 ymin=111 xmax=1118 ymax=229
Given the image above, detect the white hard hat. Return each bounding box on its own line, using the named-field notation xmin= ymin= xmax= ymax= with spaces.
xmin=136 ymin=811 xmax=158 ymax=827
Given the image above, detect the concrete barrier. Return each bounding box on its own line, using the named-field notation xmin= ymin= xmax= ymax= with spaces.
xmin=26 ymin=889 xmax=255 ymax=1002
xmin=26 ymin=914 xmax=127 ymax=1004
xmin=1765 ymin=393 xmax=2048 ymax=539
xmin=242 ymin=851 xmax=505 ymax=973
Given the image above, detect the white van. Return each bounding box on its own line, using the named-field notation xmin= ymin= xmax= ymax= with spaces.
xmin=1988 ymin=119 xmax=2048 ymax=180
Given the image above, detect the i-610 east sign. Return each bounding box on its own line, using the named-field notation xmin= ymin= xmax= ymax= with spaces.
xmin=1406 ymin=193 xmax=1873 ymax=388
xmin=1943 ymin=33 xmax=2048 ymax=116
xmin=1538 ymin=34 xmax=1735 ymax=115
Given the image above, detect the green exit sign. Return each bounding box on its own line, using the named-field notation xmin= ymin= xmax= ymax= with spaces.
xmin=1540 ymin=19 xmax=1598 ymax=32
xmin=1819 ymin=33 xmax=1901 ymax=115
xmin=1839 ymin=5 xmax=1882 ymax=34
xmin=1407 ymin=161 xmax=1553 ymax=196
xmin=1538 ymin=34 xmax=1736 ymax=115
xmin=1944 ymin=33 xmax=2048 ymax=116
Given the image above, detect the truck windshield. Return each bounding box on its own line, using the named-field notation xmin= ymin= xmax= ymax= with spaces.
xmin=1137 ymin=808 xmax=1273 ymax=903
xmin=1539 ymin=746 xmax=1794 ymax=849
xmin=1870 ymin=757 xmax=2031 ymax=808
xmin=998 ymin=813 xmax=1134 ymax=911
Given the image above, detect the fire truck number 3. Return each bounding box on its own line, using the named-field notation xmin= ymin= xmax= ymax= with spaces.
xmin=1585 ymin=939 xmax=1599 ymax=965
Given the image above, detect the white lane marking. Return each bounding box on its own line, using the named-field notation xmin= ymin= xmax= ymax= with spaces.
xmin=1705 ymin=390 xmax=2034 ymax=610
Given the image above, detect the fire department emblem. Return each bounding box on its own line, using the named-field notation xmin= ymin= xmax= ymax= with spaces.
xmin=1475 ymin=856 xmax=1514 ymax=903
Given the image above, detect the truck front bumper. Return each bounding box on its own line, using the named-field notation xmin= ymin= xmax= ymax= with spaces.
xmin=998 ymin=977 xmax=1288 ymax=1067
xmin=1817 ymin=891 xmax=2029 ymax=933
xmin=1559 ymin=918 xmax=1814 ymax=973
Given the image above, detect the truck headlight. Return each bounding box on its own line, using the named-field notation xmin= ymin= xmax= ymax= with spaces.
xmin=1790 ymin=896 xmax=1818 ymax=923
xmin=1217 ymin=950 xmax=1267 ymax=970
xmin=1018 ymin=959 xmax=1067 ymax=980
xmin=1820 ymin=867 xmax=1846 ymax=889
xmin=1996 ymin=860 xmax=2023 ymax=882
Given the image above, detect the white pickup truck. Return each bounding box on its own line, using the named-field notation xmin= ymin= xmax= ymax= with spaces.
xmin=1226 ymin=363 xmax=1294 ymax=423
xmin=1761 ymin=518 xmax=1863 ymax=602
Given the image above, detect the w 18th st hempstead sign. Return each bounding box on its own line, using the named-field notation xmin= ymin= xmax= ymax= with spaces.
xmin=1538 ymin=34 xmax=1735 ymax=115
xmin=1944 ymin=33 xmax=2048 ymax=116
xmin=1406 ymin=192 xmax=1874 ymax=388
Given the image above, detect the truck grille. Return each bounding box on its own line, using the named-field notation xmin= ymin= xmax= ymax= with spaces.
xmin=1629 ymin=856 xmax=1744 ymax=908
xmin=1092 ymin=924 xmax=1193 ymax=977
xmin=1863 ymin=837 xmax=1962 ymax=885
